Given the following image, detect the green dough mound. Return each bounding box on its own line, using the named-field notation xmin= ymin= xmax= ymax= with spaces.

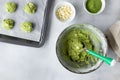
xmin=24 ymin=2 xmax=37 ymax=14
xmin=5 ymin=2 xmax=17 ymax=13
xmin=21 ymin=22 xmax=33 ymax=33
xmin=61 ymin=28 xmax=100 ymax=67
xmin=2 ymin=19 xmax=14 ymax=30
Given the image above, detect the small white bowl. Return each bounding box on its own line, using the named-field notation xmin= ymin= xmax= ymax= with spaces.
xmin=54 ymin=1 xmax=76 ymax=23
xmin=84 ymin=0 xmax=105 ymax=15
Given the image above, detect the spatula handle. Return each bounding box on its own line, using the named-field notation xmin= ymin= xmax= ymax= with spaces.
xmin=86 ymin=50 xmax=116 ymax=66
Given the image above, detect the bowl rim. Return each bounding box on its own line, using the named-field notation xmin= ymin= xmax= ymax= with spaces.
xmin=54 ymin=1 xmax=76 ymax=23
xmin=83 ymin=0 xmax=106 ymax=15
xmin=56 ymin=24 xmax=108 ymax=74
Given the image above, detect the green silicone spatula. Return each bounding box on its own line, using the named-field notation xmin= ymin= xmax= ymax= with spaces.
xmin=86 ymin=34 xmax=116 ymax=66
xmin=84 ymin=49 xmax=116 ymax=66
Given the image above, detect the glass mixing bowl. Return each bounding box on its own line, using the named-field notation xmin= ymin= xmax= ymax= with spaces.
xmin=56 ymin=24 xmax=108 ymax=74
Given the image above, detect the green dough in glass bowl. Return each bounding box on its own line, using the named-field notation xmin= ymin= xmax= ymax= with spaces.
xmin=21 ymin=22 xmax=33 ymax=33
xmin=5 ymin=2 xmax=17 ymax=13
xmin=24 ymin=2 xmax=37 ymax=14
xmin=2 ymin=19 xmax=14 ymax=30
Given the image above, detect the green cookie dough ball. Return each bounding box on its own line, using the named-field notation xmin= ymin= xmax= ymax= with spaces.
xmin=5 ymin=2 xmax=17 ymax=13
xmin=2 ymin=19 xmax=14 ymax=30
xmin=21 ymin=22 xmax=33 ymax=33
xmin=24 ymin=2 xmax=37 ymax=14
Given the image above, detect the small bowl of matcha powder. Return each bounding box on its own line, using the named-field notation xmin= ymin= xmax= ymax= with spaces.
xmin=84 ymin=0 xmax=105 ymax=15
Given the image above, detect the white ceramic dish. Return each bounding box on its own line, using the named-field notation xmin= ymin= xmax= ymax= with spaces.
xmin=84 ymin=0 xmax=105 ymax=15
xmin=54 ymin=1 xmax=76 ymax=23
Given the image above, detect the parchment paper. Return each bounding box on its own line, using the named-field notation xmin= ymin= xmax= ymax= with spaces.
xmin=0 ymin=0 xmax=47 ymax=42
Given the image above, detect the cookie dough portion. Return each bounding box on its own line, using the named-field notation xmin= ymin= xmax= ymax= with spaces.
xmin=5 ymin=2 xmax=17 ymax=13
xmin=24 ymin=2 xmax=37 ymax=14
xmin=21 ymin=22 xmax=33 ymax=33
xmin=2 ymin=19 xmax=14 ymax=30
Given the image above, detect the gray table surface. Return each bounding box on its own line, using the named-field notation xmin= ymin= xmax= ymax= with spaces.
xmin=0 ymin=0 xmax=120 ymax=80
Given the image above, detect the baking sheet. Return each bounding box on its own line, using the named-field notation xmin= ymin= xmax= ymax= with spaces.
xmin=0 ymin=0 xmax=47 ymax=42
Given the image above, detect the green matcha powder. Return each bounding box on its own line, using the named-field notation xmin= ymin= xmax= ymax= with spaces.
xmin=86 ymin=0 xmax=102 ymax=13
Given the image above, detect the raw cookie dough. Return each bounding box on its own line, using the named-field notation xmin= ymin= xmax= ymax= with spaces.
xmin=21 ymin=22 xmax=33 ymax=33
xmin=62 ymin=28 xmax=100 ymax=67
xmin=5 ymin=2 xmax=17 ymax=13
xmin=2 ymin=19 xmax=14 ymax=30
xmin=24 ymin=2 xmax=37 ymax=14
